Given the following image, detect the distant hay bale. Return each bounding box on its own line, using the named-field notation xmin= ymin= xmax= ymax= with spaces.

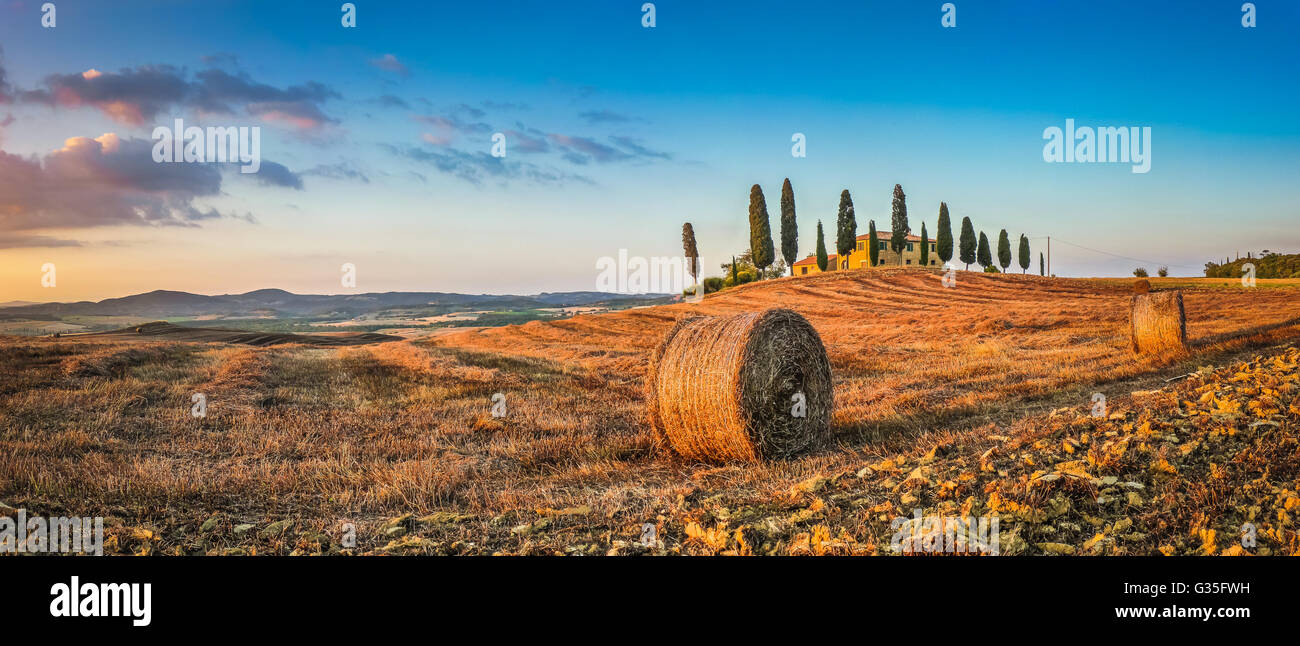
xmin=1130 ymin=290 xmax=1187 ymax=355
xmin=1133 ymin=279 xmax=1151 ymax=294
xmin=645 ymin=308 xmax=832 ymax=463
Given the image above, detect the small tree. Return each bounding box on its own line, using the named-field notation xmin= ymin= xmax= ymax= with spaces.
xmin=1158 ymin=266 xmax=1169 ymax=277
xmin=996 ymin=229 xmax=1011 ymax=272
xmin=681 ymin=222 xmax=699 ymax=284
xmin=1017 ymin=234 xmax=1030 ymax=274
xmin=868 ymin=219 xmax=879 ymax=267
xmin=889 ymin=184 xmax=910 ymax=263
xmin=959 ymin=216 xmax=977 ymax=270
xmin=919 ymin=221 xmax=930 ymax=266
xmin=815 ymin=220 xmax=828 ymax=271
xmin=977 ymin=231 xmax=992 ymax=270
xmin=748 ymin=184 xmax=774 ymax=279
xmin=937 ymin=202 xmax=953 ymax=264
xmin=1133 ymin=267 xmax=1149 ymax=278
xmin=835 ymin=190 xmax=857 ymax=270
xmin=780 ymin=178 xmax=798 ymax=275
xmin=1040 ymin=252 xmax=1045 ymax=276
xmin=731 ymin=256 xmax=739 ymax=284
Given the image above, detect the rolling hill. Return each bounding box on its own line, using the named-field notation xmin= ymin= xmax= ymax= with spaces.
xmin=0 ymin=287 xmax=673 ymax=321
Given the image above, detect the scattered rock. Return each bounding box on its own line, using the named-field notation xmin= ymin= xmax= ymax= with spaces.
xmin=383 ymin=535 xmax=436 ymax=554
xmin=419 ymin=512 xmax=472 ymax=526
xmin=511 ymin=518 xmax=551 ymax=536
xmin=259 ymin=519 xmax=293 ymax=539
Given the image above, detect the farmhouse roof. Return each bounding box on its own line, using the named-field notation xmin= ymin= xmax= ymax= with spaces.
xmin=792 ymin=254 xmax=836 ymax=267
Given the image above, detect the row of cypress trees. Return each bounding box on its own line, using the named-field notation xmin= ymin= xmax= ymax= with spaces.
xmin=966 ymin=222 xmax=1035 ymax=274
xmin=691 ymin=181 xmax=1045 ymax=283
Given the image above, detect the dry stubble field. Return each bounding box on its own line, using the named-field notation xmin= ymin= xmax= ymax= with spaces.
xmin=2 ymin=268 xmax=1299 ymax=555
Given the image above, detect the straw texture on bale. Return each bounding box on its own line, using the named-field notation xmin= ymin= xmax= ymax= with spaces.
xmin=645 ymin=308 xmax=832 ymax=463
xmin=1133 ymin=278 xmax=1151 ymax=294
xmin=1130 ymin=290 xmax=1187 ymax=355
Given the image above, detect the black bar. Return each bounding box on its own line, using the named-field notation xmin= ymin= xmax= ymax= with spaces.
xmin=2 ymin=556 xmax=1289 ymax=634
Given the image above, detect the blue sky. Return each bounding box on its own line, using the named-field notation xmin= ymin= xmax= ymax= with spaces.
xmin=1 ymin=0 xmax=1297 ymax=301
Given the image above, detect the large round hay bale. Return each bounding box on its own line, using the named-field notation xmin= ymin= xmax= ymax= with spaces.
xmin=1130 ymin=290 xmax=1187 ymax=355
xmin=645 ymin=308 xmax=832 ymax=462
xmin=1133 ymin=278 xmax=1151 ymax=294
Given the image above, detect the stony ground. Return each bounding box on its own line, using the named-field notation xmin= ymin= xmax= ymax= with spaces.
xmin=425 ymin=344 xmax=1300 ymax=556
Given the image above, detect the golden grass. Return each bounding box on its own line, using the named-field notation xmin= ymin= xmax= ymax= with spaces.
xmin=434 ymin=269 xmax=1300 ymax=438
xmin=1 ymin=268 xmax=1298 ymax=555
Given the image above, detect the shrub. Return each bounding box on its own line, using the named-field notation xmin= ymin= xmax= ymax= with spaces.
xmin=1133 ymin=267 xmax=1149 ymax=277
xmin=1157 ymin=266 xmax=1169 ymax=277
xmin=724 ymin=270 xmax=757 ymax=288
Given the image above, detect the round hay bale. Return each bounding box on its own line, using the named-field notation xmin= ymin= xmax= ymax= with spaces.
xmin=1133 ymin=278 xmax=1151 ymax=294
xmin=1130 ymin=290 xmax=1187 ymax=355
xmin=645 ymin=308 xmax=832 ymax=463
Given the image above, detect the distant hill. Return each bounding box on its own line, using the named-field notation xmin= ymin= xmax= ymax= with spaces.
xmin=0 ymin=288 xmax=673 ymax=320
xmin=1204 ymin=253 xmax=1300 ymax=279
xmin=82 ymin=321 xmax=400 ymax=347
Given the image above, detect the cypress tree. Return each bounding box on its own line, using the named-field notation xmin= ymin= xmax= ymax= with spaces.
xmin=1040 ymin=252 xmax=1045 ymax=276
xmin=815 ymin=220 xmax=828 ymax=272
xmin=748 ymin=184 xmax=774 ymax=279
xmin=835 ymin=189 xmax=857 ymax=270
xmin=889 ymin=184 xmax=910 ymax=262
xmin=919 ymin=221 xmax=930 ymax=266
xmin=997 ymin=229 xmax=1012 ymax=271
xmin=730 ymin=256 xmax=739 ymax=284
xmin=1018 ymin=234 xmax=1030 ymax=274
xmin=681 ymin=222 xmax=699 ymax=283
xmin=977 ymin=231 xmax=992 ymax=270
xmin=958 ymin=216 xmax=977 ymax=270
xmin=868 ymin=219 xmax=879 ymax=267
xmin=779 ymin=178 xmax=798 ymax=276
xmin=936 ymin=202 xmax=953 ymax=263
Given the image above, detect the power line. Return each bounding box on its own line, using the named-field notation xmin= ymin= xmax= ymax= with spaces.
xmin=1032 ymin=237 xmax=1202 ymax=271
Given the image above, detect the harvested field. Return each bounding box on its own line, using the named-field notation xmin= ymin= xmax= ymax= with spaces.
xmin=79 ymin=321 xmax=401 ymax=347
xmin=2 ymin=269 xmax=1299 ymax=556
xmin=433 ymin=269 xmax=1300 ymax=439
